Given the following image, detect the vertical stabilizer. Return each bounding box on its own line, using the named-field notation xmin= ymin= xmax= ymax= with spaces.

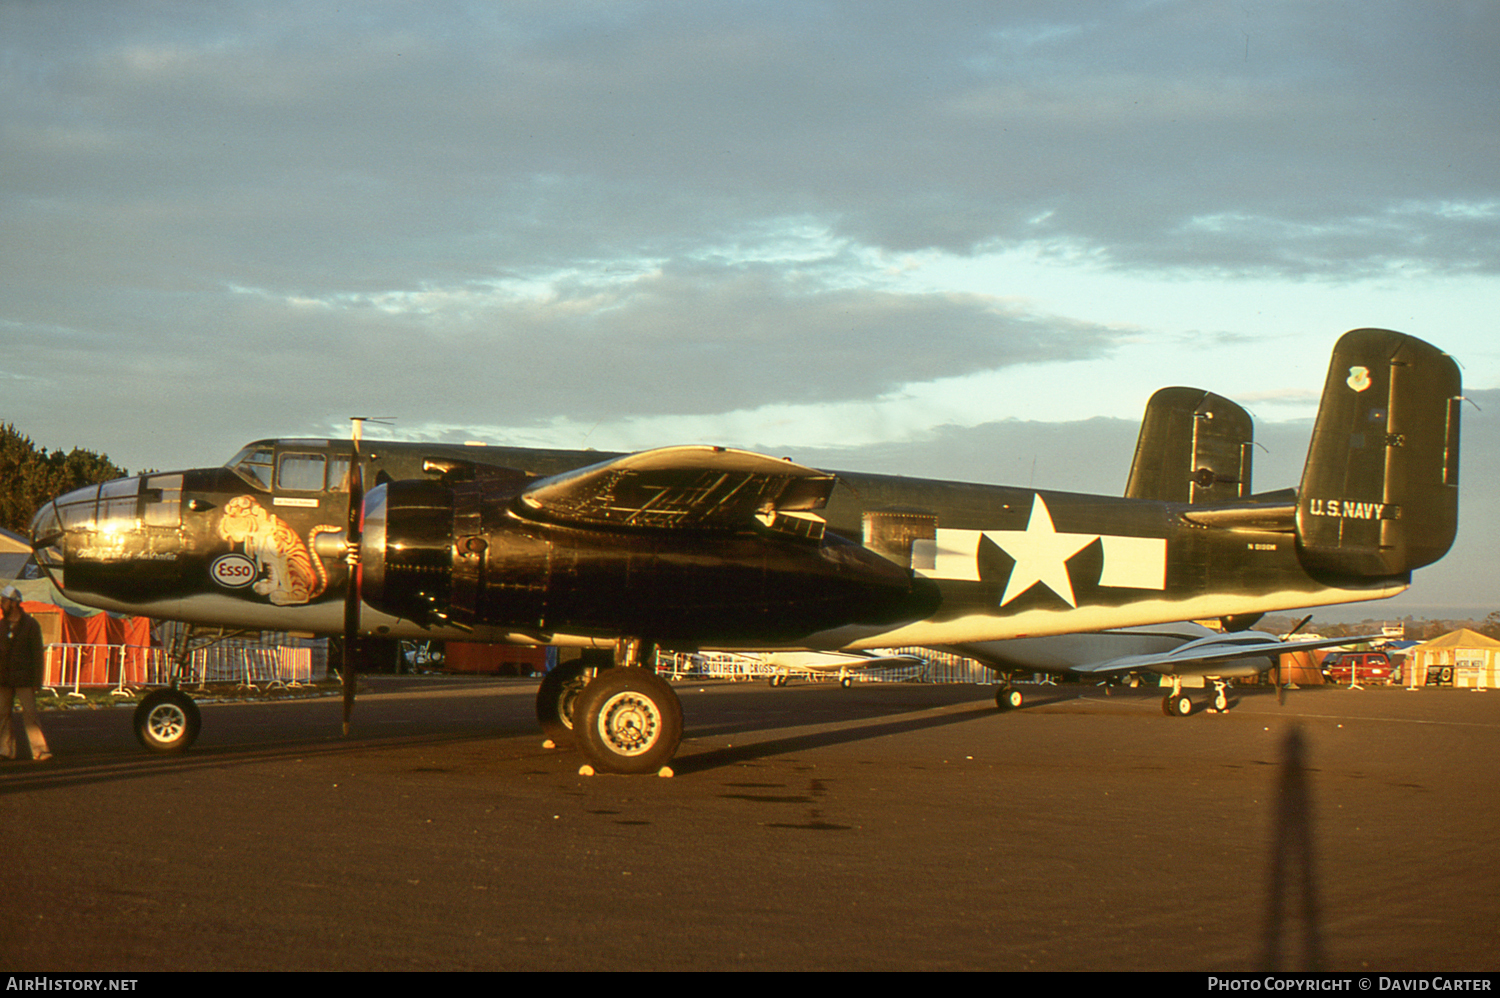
xmin=1125 ymin=388 xmax=1254 ymax=504
xmin=1297 ymin=329 xmax=1461 ymax=577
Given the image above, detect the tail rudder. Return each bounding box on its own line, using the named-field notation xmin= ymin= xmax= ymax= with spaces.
xmin=1297 ymin=329 xmax=1461 ymax=577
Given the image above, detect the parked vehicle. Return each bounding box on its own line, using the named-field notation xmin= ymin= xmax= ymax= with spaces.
xmin=1321 ymin=651 xmax=1396 ymax=685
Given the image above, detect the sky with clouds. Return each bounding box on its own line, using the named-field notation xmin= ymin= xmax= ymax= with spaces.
xmin=3 ymin=1 xmax=1496 ymax=619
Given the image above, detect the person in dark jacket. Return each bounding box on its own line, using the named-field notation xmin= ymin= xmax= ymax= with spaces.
xmin=0 ymin=585 xmax=52 ymax=761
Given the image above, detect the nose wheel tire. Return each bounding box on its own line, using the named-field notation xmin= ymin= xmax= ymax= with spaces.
xmin=574 ymin=668 xmax=683 ymax=774
xmin=996 ymin=687 xmax=1023 ymax=710
xmin=133 ymin=690 xmax=202 ymax=753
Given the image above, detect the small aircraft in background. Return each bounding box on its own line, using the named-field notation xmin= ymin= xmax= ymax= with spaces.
xmin=29 ymin=329 xmax=1461 ymax=773
xmin=960 ymin=619 xmax=1372 ymax=714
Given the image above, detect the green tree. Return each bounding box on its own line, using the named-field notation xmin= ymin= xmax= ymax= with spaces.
xmin=0 ymin=423 xmax=127 ymax=535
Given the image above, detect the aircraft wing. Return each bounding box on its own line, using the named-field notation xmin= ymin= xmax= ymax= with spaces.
xmin=518 ymin=445 xmax=836 ymax=535
xmin=1068 ymin=632 xmax=1379 ymax=676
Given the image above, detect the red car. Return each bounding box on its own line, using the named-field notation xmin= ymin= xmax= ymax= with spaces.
xmin=1321 ymin=651 xmax=1396 ymax=684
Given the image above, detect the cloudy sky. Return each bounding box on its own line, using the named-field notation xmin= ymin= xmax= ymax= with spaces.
xmin=3 ymin=1 xmax=1496 ymax=619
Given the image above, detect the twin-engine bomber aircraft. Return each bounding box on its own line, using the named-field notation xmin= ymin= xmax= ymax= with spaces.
xmin=29 ymin=329 xmax=1462 ymax=773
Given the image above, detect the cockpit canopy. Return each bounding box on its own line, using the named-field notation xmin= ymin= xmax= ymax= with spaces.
xmin=225 ymin=440 xmax=352 ymax=494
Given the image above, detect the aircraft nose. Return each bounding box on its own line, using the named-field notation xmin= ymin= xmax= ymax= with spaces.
xmin=28 ymin=473 xmax=187 ymax=597
xmin=29 ymin=497 xmax=65 ymax=585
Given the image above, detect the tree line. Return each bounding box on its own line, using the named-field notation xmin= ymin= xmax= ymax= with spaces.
xmin=0 ymin=423 xmax=127 ymax=535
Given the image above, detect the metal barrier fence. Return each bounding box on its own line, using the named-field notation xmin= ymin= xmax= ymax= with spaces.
xmin=44 ymin=644 xmax=173 ymax=699
xmin=658 ymin=648 xmax=998 ymax=684
xmin=181 ymin=644 xmax=314 ymax=688
xmin=43 ymin=643 xmax=316 ymax=695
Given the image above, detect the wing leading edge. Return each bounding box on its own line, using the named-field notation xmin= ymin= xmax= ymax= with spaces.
xmin=1068 ymin=631 xmax=1378 ymax=676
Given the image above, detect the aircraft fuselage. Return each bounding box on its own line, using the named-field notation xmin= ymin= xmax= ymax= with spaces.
xmin=30 ymin=436 xmax=1406 ymax=651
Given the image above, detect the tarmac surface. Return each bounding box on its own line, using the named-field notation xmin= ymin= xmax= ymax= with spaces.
xmin=1 ymin=675 xmax=1497 ymax=972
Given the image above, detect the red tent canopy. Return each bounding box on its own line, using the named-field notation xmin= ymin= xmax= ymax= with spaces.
xmin=23 ymin=600 xmax=155 ymax=688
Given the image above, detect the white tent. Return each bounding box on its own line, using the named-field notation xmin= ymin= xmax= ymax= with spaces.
xmin=0 ymin=526 xmax=34 ymax=580
xmin=1407 ymin=629 xmax=1500 ymax=689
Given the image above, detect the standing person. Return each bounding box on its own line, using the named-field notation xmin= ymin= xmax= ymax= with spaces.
xmin=0 ymin=585 xmax=52 ymax=761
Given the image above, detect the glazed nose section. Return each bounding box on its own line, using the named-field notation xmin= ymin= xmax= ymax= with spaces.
xmin=28 ymin=497 xmax=65 ymax=585
xmin=28 ymin=474 xmax=186 ymax=594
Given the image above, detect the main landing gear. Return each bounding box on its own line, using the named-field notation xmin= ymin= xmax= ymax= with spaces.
xmin=1161 ymin=676 xmax=1193 ymax=716
xmin=1159 ymin=678 xmax=1233 ymax=717
xmin=536 ymin=641 xmax=684 ymax=775
xmin=536 ymin=658 xmax=592 ymax=746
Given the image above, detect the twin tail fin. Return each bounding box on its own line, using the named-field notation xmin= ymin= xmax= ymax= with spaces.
xmin=1296 ymin=328 xmax=1461 ymax=578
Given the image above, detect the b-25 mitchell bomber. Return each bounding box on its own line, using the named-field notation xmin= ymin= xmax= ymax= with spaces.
xmin=29 ymin=329 xmax=1462 ymax=773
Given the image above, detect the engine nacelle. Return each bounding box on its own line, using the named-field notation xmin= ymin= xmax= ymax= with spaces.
xmin=360 ymin=479 xmax=937 ymax=644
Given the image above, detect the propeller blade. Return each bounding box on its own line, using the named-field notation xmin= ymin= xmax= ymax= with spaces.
xmin=342 ymin=419 xmax=366 ymax=736
xmin=1277 ymin=614 xmax=1311 ymax=706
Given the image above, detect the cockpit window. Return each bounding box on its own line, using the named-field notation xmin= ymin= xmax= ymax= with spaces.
xmin=328 ymin=455 xmax=351 ymax=493
xmin=277 ymin=453 xmax=327 ymax=492
xmin=226 ymin=446 xmax=274 ymax=490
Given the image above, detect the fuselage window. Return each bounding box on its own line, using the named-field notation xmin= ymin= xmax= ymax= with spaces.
xmin=277 ymin=453 xmax=327 ymax=492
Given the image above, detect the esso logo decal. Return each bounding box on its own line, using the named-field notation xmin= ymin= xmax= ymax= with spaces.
xmin=210 ymin=554 xmax=257 ymax=588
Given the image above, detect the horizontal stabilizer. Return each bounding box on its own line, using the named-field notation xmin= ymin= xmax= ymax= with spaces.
xmin=1180 ymin=494 xmax=1296 ymax=532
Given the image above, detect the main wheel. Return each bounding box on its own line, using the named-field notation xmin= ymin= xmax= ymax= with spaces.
xmin=996 ymin=686 xmax=1023 ymax=710
xmin=133 ymin=689 xmax=202 ymax=753
xmin=574 ymin=668 xmax=683 ymax=775
xmin=1162 ymin=693 xmax=1193 ymax=717
xmin=537 ymin=660 xmax=591 ymax=745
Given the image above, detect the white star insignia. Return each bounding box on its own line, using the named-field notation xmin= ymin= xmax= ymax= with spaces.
xmin=987 ymin=495 xmax=1099 ymax=607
